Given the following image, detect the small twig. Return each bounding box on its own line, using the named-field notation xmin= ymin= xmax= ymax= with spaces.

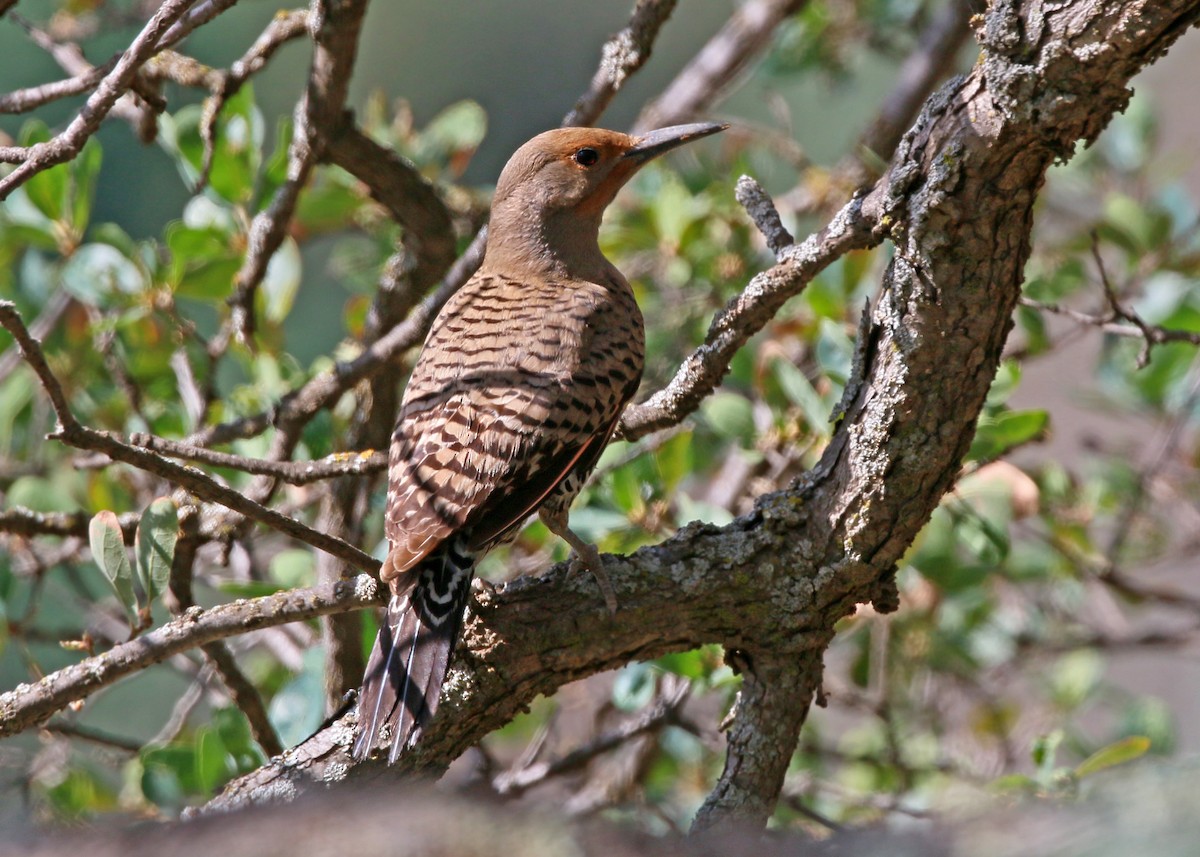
xmin=1019 ymin=297 xmax=1200 ymax=349
xmin=43 ymin=720 xmax=144 ymax=752
xmin=563 ymin=0 xmax=680 ymax=127
xmin=0 ymin=506 xmax=139 ymax=540
xmin=0 ymin=289 xmax=71 ymax=381
xmin=147 ymin=665 xmax=212 ymax=747
xmin=1092 ymin=234 xmax=1159 ymax=369
xmin=129 ymin=432 xmax=386 ymax=484
xmin=0 ymin=59 xmax=115 ymax=114
xmin=735 ymin=174 xmax=794 ymax=256
xmin=194 ymin=9 xmax=310 ymax=191
xmin=493 ymin=677 xmax=691 ymax=796
xmin=227 ymin=0 xmax=366 ymax=346
xmin=0 ymin=574 xmax=379 ymax=739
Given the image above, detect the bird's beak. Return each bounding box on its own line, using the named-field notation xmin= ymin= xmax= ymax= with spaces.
xmin=623 ymin=122 xmax=728 ymax=162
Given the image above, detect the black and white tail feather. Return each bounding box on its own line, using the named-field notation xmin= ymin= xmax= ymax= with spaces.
xmin=353 ymin=537 xmax=475 ymax=763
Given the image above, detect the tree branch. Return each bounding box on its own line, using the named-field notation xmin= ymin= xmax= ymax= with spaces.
xmin=563 ymin=0 xmax=679 ymax=127
xmin=0 ymin=574 xmax=378 ymax=738
xmin=0 ymin=0 xmax=197 ymax=197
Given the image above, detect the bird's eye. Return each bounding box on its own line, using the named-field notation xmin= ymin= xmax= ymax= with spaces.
xmin=573 ymin=147 xmax=600 ymax=167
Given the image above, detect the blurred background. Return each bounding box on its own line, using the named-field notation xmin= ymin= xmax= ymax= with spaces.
xmin=2 ymin=0 xmax=1200 ymax=836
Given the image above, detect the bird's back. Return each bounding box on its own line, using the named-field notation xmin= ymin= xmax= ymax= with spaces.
xmin=384 ymin=267 xmax=644 ymax=575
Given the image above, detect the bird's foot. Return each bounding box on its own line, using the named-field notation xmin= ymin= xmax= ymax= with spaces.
xmin=567 ymin=539 xmax=618 ymax=615
xmin=541 ymin=510 xmax=619 ymax=613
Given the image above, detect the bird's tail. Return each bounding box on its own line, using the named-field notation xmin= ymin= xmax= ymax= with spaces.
xmin=353 ymin=540 xmax=475 ymax=763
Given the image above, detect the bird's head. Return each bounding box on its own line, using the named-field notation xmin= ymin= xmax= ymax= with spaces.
xmin=486 ymin=122 xmax=727 ymax=276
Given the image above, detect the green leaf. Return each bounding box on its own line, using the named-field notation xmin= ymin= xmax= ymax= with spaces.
xmin=21 ymin=122 xmax=68 ymax=224
xmin=774 ymin=358 xmax=831 ymax=433
xmin=1050 ymin=649 xmax=1104 ymax=710
xmin=1032 ymin=729 xmax=1064 ymax=783
xmin=61 ymin=243 xmax=147 ymax=300
xmin=413 ymin=100 xmax=486 ymax=170
xmin=700 ymin=391 xmax=755 ymax=443
xmin=135 ymin=497 xmax=178 ymax=604
xmin=166 ymin=222 xmax=239 ymax=298
xmin=194 ymin=726 xmax=231 ymax=795
xmin=968 ymin=409 xmax=1049 ymax=462
xmin=258 ymin=236 xmax=302 ymax=324
xmin=89 ymin=510 xmax=138 ymax=621
xmin=612 ymin=662 xmax=656 ymax=712
xmin=1074 ymin=735 xmax=1151 ymax=779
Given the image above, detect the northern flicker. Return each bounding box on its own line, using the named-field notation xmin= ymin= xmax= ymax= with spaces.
xmin=354 ymin=122 xmax=727 ymax=763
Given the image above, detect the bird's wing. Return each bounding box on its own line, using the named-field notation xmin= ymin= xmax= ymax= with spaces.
xmin=382 ymin=366 xmax=624 ymax=579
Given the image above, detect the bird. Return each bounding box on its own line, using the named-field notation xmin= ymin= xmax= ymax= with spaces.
xmin=353 ymin=121 xmax=727 ymax=763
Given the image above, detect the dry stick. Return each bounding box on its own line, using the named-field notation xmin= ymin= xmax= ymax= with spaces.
xmin=5 ymin=12 xmax=155 ymax=127
xmin=1018 ymin=297 xmax=1200 ymax=349
xmin=0 ymin=0 xmax=196 ymax=191
xmin=130 ymin=434 xmax=386 ymax=483
xmin=0 ymin=59 xmax=115 ymax=114
xmin=194 ymin=9 xmax=311 ymax=191
xmin=0 ymin=302 xmax=379 ymax=574
xmin=0 ymin=574 xmax=379 ymax=739
xmin=635 ymin=0 xmax=808 ymax=133
xmin=0 ymin=507 xmax=142 ymax=540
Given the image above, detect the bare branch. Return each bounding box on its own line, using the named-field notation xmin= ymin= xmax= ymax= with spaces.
xmin=0 ymin=0 xmax=197 ymax=199
xmin=692 ymin=651 xmax=825 ymax=833
xmin=563 ymin=0 xmax=680 ymax=127
xmin=618 ymin=191 xmax=877 ymax=440
xmin=0 ymin=506 xmax=138 ymax=540
xmin=493 ymin=676 xmax=691 ymax=796
xmin=0 ymin=574 xmax=378 ymax=738
xmin=0 ymin=59 xmax=114 ymax=114
xmin=128 ymin=431 xmax=386 ymax=484
xmin=635 ymin=0 xmax=808 ymax=133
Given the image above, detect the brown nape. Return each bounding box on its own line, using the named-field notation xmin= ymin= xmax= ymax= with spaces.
xmin=354 ymin=123 xmax=726 ymax=762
